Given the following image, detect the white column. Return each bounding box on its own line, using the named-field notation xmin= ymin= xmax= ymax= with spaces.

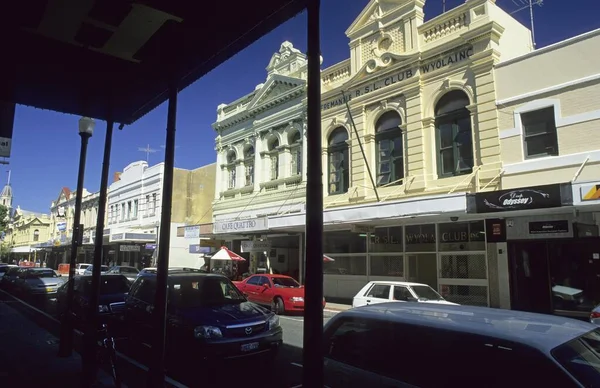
xmin=302 ymin=122 xmax=308 ymax=182
xmin=214 ymin=151 xmax=223 ymax=199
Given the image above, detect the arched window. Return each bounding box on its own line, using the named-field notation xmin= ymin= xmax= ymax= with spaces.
xmin=435 ymin=90 xmax=473 ymax=177
xmin=289 ymin=131 xmax=302 ymax=176
xmin=375 ymin=111 xmax=403 ymax=186
xmin=328 ymin=127 xmax=349 ymax=195
xmin=244 ymin=145 xmax=255 ymax=186
xmin=268 ymin=137 xmax=280 ymax=180
xmin=33 ymin=229 xmax=39 ymax=242
xmin=226 ymin=149 xmax=237 ymax=189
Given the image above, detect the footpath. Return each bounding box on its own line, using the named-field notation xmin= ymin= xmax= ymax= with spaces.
xmin=0 ymin=292 xmax=121 ymax=387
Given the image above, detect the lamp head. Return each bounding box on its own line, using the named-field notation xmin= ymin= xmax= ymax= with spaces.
xmin=78 ymin=117 xmax=95 ymax=137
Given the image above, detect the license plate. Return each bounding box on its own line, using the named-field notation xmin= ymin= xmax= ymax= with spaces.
xmin=240 ymin=342 xmax=259 ymax=352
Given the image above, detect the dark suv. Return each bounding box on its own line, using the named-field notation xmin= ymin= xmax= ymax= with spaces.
xmin=124 ymin=269 xmax=282 ymax=367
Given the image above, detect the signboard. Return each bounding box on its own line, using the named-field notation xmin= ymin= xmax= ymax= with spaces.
xmin=350 ymin=224 xmax=375 ymax=234
xmin=145 ymin=243 xmax=157 ymax=250
xmin=241 ymin=240 xmax=272 ymax=253
xmin=528 ymin=220 xmax=569 ymax=235
xmin=57 ymin=222 xmax=67 ymax=232
xmin=189 ymin=244 xmax=211 ymax=254
xmin=467 ymin=183 xmax=573 ymax=213
xmin=213 ymin=217 xmax=268 ymax=234
xmin=321 ymin=46 xmax=473 ymax=112
xmin=581 ymin=183 xmax=600 ymax=201
xmin=485 ymin=219 xmax=506 ymax=243
xmin=200 ymin=239 xmax=224 ymax=248
xmin=120 ymin=245 xmax=141 ymax=252
xmin=184 ymin=226 xmax=200 ymax=239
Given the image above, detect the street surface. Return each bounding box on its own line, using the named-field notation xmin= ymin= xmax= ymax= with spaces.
xmin=5 ymin=293 xmax=338 ymax=388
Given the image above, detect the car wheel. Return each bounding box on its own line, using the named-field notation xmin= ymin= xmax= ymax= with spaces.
xmin=271 ymin=297 xmax=284 ymax=315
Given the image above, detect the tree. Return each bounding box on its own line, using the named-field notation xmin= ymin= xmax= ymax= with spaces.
xmin=0 ymin=205 xmax=8 ymax=234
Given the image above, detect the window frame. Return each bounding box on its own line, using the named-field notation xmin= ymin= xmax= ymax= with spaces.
xmin=375 ymin=112 xmax=404 ymax=187
xmin=328 ymin=128 xmax=350 ymax=195
xmin=521 ymin=107 xmax=559 ymax=159
xmin=435 ymin=108 xmax=474 ymax=178
xmin=244 ymin=146 xmax=255 ymax=186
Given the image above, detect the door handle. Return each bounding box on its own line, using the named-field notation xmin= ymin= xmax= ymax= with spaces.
xmin=366 ymin=299 xmax=371 ymax=303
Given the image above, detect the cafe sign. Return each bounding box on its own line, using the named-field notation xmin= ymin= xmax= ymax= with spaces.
xmin=467 ymin=183 xmax=573 ymax=214
xmin=213 ymin=217 xmax=268 ymax=234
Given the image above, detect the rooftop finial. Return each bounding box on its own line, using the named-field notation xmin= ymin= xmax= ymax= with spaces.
xmin=7 ymin=170 xmax=10 ymax=185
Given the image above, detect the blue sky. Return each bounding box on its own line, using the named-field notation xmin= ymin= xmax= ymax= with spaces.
xmin=8 ymin=0 xmax=600 ymax=213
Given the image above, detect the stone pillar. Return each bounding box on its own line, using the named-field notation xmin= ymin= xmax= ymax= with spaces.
xmin=404 ymin=83 xmax=426 ymax=191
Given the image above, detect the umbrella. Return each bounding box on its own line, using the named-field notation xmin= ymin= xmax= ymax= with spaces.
xmin=323 ymin=255 xmax=335 ymax=262
xmin=210 ymin=246 xmax=246 ymax=261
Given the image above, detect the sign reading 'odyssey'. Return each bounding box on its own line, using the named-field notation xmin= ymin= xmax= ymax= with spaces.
xmin=467 ymin=183 xmax=573 ymax=214
xmin=321 ymin=46 xmax=474 ymax=111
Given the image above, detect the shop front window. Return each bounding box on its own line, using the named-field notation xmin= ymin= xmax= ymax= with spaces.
xmin=405 ymin=224 xmax=436 ymax=252
xmin=435 ymin=90 xmax=473 ymax=177
xmin=549 ymin=241 xmax=600 ymax=314
xmin=370 ymin=227 xmax=403 ymax=253
xmin=438 ymin=221 xmax=485 ymax=252
xmin=323 ymin=231 xmax=367 ymax=254
xmin=323 ymin=256 xmax=367 ymax=276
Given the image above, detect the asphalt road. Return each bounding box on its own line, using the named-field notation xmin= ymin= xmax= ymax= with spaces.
xmin=11 ymin=294 xmax=338 ymax=387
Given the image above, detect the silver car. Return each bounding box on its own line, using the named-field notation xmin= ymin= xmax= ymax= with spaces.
xmin=15 ymin=268 xmax=67 ymax=297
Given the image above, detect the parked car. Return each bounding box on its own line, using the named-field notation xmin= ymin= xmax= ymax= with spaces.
xmin=352 ymin=281 xmax=458 ymax=308
xmin=0 ymin=264 xmax=18 ymax=278
xmin=56 ymin=274 xmax=131 ymax=327
xmin=14 ymin=267 xmax=66 ymax=298
xmin=82 ymin=265 xmax=109 ymax=276
xmin=0 ymin=267 xmax=26 ymax=293
xmin=106 ymin=265 xmax=139 ymax=284
xmin=124 ymin=270 xmax=282 ymax=369
xmin=75 ymin=263 xmax=91 ymax=275
xmin=321 ymin=303 xmax=600 ymax=387
xmin=234 ymin=274 xmax=326 ymax=314
xmin=590 ymin=303 xmax=600 ymax=326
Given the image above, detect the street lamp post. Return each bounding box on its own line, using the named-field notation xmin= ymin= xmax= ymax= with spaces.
xmin=58 ymin=116 xmax=95 ymax=357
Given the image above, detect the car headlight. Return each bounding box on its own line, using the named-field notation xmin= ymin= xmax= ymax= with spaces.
xmin=267 ymin=314 xmax=280 ymax=330
xmin=290 ymin=297 xmax=304 ymax=302
xmin=194 ymin=326 xmax=223 ymax=339
xmin=98 ymin=305 xmax=110 ymax=313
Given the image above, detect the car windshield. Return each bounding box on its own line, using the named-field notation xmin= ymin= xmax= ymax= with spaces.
xmin=83 ymin=276 xmax=131 ymax=295
xmin=272 ymin=277 xmax=300 ymax=288
xmin=552 ymin=329 xmax=600 ymax=386
xmin=169 ymin=277 xmax=245 ymax=308
xmin=410 ymin=285 xmax=444 ymax=301
xmin=86 ymin=265 xmax=109 ymax=272
xmin=28 ymin=270 xmax=58 ymax=279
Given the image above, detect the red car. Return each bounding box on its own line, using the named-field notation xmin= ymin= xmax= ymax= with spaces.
xmin=233 ymin=274 xmax=326 ymax=314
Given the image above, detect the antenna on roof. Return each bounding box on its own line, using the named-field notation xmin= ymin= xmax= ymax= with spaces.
xmin=510 ymin=0 xmax=544 ymax=48
xmin=6 ymin=170 xmax=10 ymax=185
xmin=161 ymin=144 xmax=180 ymax=166
xmin=138 ymin=144 xmax=157 ymax=163
xmin=443 ymin=0 xmax=446 ymax=13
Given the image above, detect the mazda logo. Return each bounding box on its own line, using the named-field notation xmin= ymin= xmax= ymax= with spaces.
xmin=245 ymin=327 xmax=253 ymax=335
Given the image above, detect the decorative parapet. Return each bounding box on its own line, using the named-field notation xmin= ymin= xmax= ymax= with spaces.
xmin=321 ymin=59 xmax=351 ymax=91
xmin=420 ymin=11 xmax=468 ymax=44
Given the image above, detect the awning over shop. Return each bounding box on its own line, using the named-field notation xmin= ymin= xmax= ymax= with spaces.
xmin=0 ymin=0 xmax=308 ymax=124
xmin=10 ymin=246 xmax=38 ymax=253
xmin=269 ymin=192 xmax=468 ymax=230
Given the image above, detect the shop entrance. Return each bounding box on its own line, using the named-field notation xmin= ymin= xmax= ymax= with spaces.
xmin=509 ymin=238 xmax=600 ymax=317
xmin=508 ymin=241 xmax=553 ymax=314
